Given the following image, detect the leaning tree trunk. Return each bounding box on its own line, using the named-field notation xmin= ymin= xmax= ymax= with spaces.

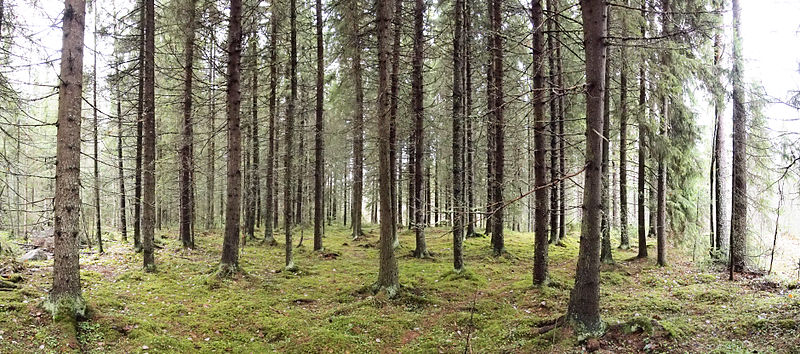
xmin=220 ymin=0 xmax=243 ymax=274
xmin=531 ymin=0 xmax=549 ymax=284
xmin=376 ymin=0 xmax=399 ymax=297
xmin=179 ymin=0 xmax=196 ymax=249
xmin=142 ymin=0 xmax=156 ymax=272
xmin=49 ymin=0 xmax=87 ymax=322
xmin=729 ymin=0 xmax=747 ymax=276
xmin=566 ymin=0 xmax=606 ymax=337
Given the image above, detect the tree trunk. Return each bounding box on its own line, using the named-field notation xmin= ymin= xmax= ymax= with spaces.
xmin=116 ymin=66 xmax=127 ymax=243
xmin=376 ymin=0 xmax=399 ymax=296
xmin=489 ymin=0 xmax=505 ymax=255
xmin=49 ymin=0 xmax=87 ymax=321
xmin=284 ymin=0 xmax=298 ymax=271
xmin=546 ymin=0 xmax=559 ymax=246
xmin=532 ymin=0 xmax=548 ymax=284
xmin=133 ymin=0 xmax=144 ymax=251
xmin=729 ymin=0 xmax=747 ymax=275
xmin=92 ymin=6 xmax=103 ymax=254
xmin=206 ymin=26 xmax=216 ymax=231
xmin=142 ymin=0 xmax=156 ymax=272
xmin=389 ymin=0 xmax=402 ymax=249
xmin=452 ymin=0 xmax=465 ymax=271
xmin=713 ymin=21 xmax=728 ymax=257
xmin=180 ymin=0 xmax=196 ymax=249
xmin=464 ymin=0 xmax=475 ymax=238
xmin=600 ymin=9 xmax=614 ymax=265
xmin=220 ymin=0 xmax=243 ymax=274
xmin=656 ymin=0 xmax=670 ymax=267
xmin=636 ymin=8 xmax=648 ymax=258
xmin=349 ymin=0 xmax=365 ymax=239
xmin=412 ymin=0 xmax=428 ymax=258
xmin=618 ymin=4 xmax=629 ymax=250
xmin=264 ymin=0 xmax=279 ymax=246
xmin=566 ymin=0 xmax=606 ymax=336
xmin=313 ymin=0 xmax=325 ymax=252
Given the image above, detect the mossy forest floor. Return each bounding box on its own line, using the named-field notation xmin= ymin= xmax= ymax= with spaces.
xmin=1 ymin=224 xmax=799 ymax=353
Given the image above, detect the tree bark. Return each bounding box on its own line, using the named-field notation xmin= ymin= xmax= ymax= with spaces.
xmin=116 ymin=65 xmax=127 ymax=243
xmin=264 ymin=0 xmax=279 ymax=246
xmin=566 ymin=0 xmax=606 ymax=336
xmin=452 ymin=0 xmax=465 ymax=271
xmin=348 ymin=0 xmax=365 ymax=239
xmin=49 ymin=0 xmax=87 ymax=321
xmin=618 ymin=7 xmax=629 ymax=249
xmin=489 ymin=0 xmax=505 ymax=255
xmin=729 ymin=0 xmax=747 ymax=275
xmin=636 ymin=4 xmax=648 ymax=258
xmin=220 ymin=0 xmax=243 ymax=274
xmin=600 ymin=7 xmax=613 ymax=265
xmin=546 ymin=0 xmax=559 ymax=246
xmin=92 ymin=5 xmax=103 ymax=254
xmin=180 ymin=0 xmax=197 ymax=249
xmin=313 ymin=0 xmax=325 ymax=252
xmin=284 ymin=0 xmax=298 ymax=270
xmin=133 ymin=0 xmax=144 ymax=251
xmin=142 ymin=0 xmax=156 ymax=272
xmin=412 ymin=0 xmax=428 ymax=258
xmin=464 ymin=0 xmax=475 ymax=238
xmin=389 ymin=0 xmax=402 ymax=249
xmin=656 ymin=0 xmax=670 ymax=267
xmin=205 ymin=23 xmax=216 ymax=231
xmin=376 ymin=0 xmax=399 ymax=296
xmin=532 ymin=0 xmax=549 ymax=284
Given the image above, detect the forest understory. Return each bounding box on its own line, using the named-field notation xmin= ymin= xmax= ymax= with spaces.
xmin=2 ymin=225 xmax=799 ymax=353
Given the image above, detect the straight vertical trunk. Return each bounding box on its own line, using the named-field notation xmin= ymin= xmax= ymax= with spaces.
xmin=412 ymin=0 xmax=428 ymax=258
xmin=389 ymin=0 xmax=402 ymax=249
xmin=600 ymin=9 xmax=613 ymax=265
xmin=618 ymin=4 xmax=629 ymax=249
xmin=92 ymin=7 xmax=103 ymax=254
xmin=464 ymin=0 xmax=475 ymax=237
xmin=452 ymin=0 xmax=465 ymax=271
xmin=141 ymin=0 xmax=156 ymax=272
xmin=180 ymin=0 xmax=197 ymax=249
xmin=376 ymin=0 xmax=399 ymax=296
xmin=284 ymin=0 xmax=298 ymax=270
xmin=489 ymin=0 xmax=505 ymax=255
xmin=566 ymin=0 xmax=606 ymax=336
xmin=656 ymin=0 xmax=670 ymax=267
xmin=49 ymin=0 xmax=87 ymax=321
xmin=206 ymin=27 xmax=216 ymax=230
xmin=220 ymin=0 xmax=243 ymax=273
xmin=264 ymin=0 xmax=279 ymax=246
xmin=116 ymin=66 xmax=127 ymax=243
xmin=729 ymin=0 xmax=747 ymax=275
xmin=546 ymin=0 xmax=559 ymax=245
xmin=313 ymin=0 xmax=325 ymax=251
xmin=636 ymin=56 xmax=647 ymax=258
xmin=531 ymin=0 xmax=548 ymax=284
xmin=349 ymin=0 xmax=365 ymax=239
